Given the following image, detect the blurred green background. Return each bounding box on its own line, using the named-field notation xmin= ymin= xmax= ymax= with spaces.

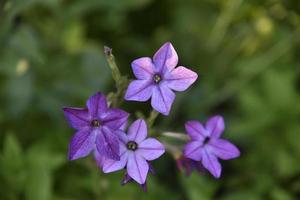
xmin=1 ymin=0 xmax=300 ymax=199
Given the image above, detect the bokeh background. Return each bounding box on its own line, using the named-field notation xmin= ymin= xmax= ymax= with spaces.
xmin=1 ymin=0 xmax=300 ymax=199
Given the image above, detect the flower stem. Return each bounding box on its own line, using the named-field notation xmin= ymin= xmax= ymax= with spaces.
xmin=104 ymin=46 xmax=121 ymax=84
xmin=161 ymin=132 xmax=189 ymax=141
xmin=147 ymin=110 xmax=159 ymax=128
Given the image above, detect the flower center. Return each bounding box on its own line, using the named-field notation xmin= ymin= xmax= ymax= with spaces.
xmin=91 ymin=119 xmax=101 ymax=127
xmin=153 ymin=74 xmax=161 ymax=84
xmin=203 ymin=137 xmax=210 ymax=145
xmin=126 ymin=141 xmax=138 ymax=151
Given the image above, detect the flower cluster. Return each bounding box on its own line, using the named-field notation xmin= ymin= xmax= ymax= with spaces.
xmin=63 ymin=42 xmax=240 ymax=191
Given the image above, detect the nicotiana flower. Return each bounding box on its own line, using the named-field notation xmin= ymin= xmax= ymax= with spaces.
xmin=183 ymin=115 xmax=240 ymax=178
xmin=176 ymin=155 xmax=205 ymax=176
xmin=98 ymin=119 xmax=165 ymax=185
xmin=63 ymin=92 xmax=129 ymax=161
xmin=124 ymin=42 xmax=198 ymax=115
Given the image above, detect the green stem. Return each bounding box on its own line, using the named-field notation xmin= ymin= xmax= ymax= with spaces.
xmin=104 ymin=46 xmax=121 ymax=84
xmin=147 ymin=110 xmax=159 ymax=128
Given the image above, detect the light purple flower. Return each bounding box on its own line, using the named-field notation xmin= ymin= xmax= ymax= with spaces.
xmin=63 ymin=92 xmax=129 ymax=161
xmin=125 ymin=42 xmax=198 ymax=115
xmin=99 ymin=119 xmax=165 ymax=185
xmin=183 ymin=115 xmax=240 ymax=178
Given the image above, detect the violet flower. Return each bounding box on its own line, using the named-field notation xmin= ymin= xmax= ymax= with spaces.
xmin=63 ymin=92 xmax=129 ymax=161
xmin=98 ymin=119 xmax=165 ymax=185
xmin=125 ymin=42 xmax=198 ymax=115
xmin=183 ymin=115 xmax=240 ymax=178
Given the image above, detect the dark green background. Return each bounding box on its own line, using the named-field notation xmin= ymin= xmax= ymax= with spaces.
xmin=1 ymin=0 xmax=300 ymax=199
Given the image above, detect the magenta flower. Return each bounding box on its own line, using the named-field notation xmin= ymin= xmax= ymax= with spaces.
xmin=63 ymin=92 xmax=129 ymax=161
xmin=183 ymin=115 xmax=240 ymax=178
xmin=98 ymin=119 xmax=165 ymax=185
xmin=124 ymin=42 xmax=198 ymax=115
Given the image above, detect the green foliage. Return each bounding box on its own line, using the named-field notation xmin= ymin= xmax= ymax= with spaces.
xmin=1 ymin=0 xmax=300 ymax=199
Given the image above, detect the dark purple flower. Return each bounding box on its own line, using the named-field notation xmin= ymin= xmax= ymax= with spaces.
xmin=99 ymin=119 xmax=165 ymax=184
xmin=176 ymin=155 xmax=205 ymax=176
xmin=183 ymin=115 xmax=240 ymax=178
xmin=125 ymin=42 xmax=198 ymax=115
xmin=63 ymin=92 xmax=129 ymax=161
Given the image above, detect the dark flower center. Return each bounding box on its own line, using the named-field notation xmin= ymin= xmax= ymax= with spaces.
xmin=153 ymin=74 xmax=161 ymax=84
xmin=91 ymin=119 xmax=101 ymax=127
xmin=203 ymin=137 xmax=210 ymax=145
xmin=126 ymin=141 xmax=138 ymax=151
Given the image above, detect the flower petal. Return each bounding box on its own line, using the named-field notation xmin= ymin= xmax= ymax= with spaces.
xmin=151 ymin=84 xmax=175 ymax=115
xmin=63 ymin=107 xmax=90 ymax=130
xmin=68 ymin=128 xmax=95 ymax=160
xmin=127 ymin=152 xmax=149 ymax=184
xmin=183 ymin=141 xmax=203 ymax=161
xmin=153 ymin=42 xmax=178 ymax=73
xmin=124 ymin=80 xmax=154 ymax=102
xmin=128 ymin=119 xmax=147 ymax=143
xmin=86 ymin=92 xmax=107 ymax=118
xmin=96 ymin=127 xmax=120 ymax=160
xmin=165 ymin=66 xmax=198 ymax=91
xmin=208 ymin=139 xmax=240 ymax=160
xmin=131 ymin=57 xmax=154 ymax=80
xmin=94 ymin=150 xmax=105 ymax=168
xmin=102 ymin=144 xmax=128 ymax=173
xmin=185 ymin=120 xmax=209 ymax=141
xmin=138 ymin=138 xmax=165 ymax=160
xmin=205 ymin=115 xmax=225 ymax=138
xmin=202 ymin=148 xmax=221 ymax=178
xmin=100 ymin=108 xmax=129 ymax=131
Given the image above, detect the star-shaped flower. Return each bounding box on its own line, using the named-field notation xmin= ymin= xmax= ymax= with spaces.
xmin=98 ymin=119 xmax=165 ymax=185
xmin=125 ymin=42 xmax=198 ymax=115
xmin=183 ymin=115 xmax=240 ymax=178
xmin=63 ymin=92 xmax=129 ymax=161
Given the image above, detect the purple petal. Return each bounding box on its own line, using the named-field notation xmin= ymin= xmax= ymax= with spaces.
xmin=116 ymin=130 xmax=129 ymax=144
xmin=183 ymin=141 xmax=203 ymax=161
xmin=208 ymin=139 xmax=240 ymax=160
xmin=100 ymin=108 xmax=129 ymax=131
xmin=96 ymin=127 xmax=120 ymax=160
xmin=185 ymin=120 xmax=209 ymax=141
xmin=63 ymin=107 xmax=90 ymax=130
xmin=138 ymin=138 xmax=165 ymax=160
xmin=94 ymin=150 xmax=105 ymax=168
xmin=131 ymin=57 xmax=154 ymax=80
xmin=202 ymin=148 xmax=221 ymax=178
xmin=153 ymin=42 xmax=178 ymax=73
xmin=86 ymin=92 xmax=107 ymax=118
xmin=68 ymin=128 xmax=95 ymax=160
xmin=102 ymin=143 xmax=128 ymax=173
xmin=128 ymin=119 xmax=147 ymax=143
xmin=205 ymin=115 xmax=225 ymax=138
xmin=127 ymin=152 xmax=149 ymax=184
xmin=165 ymin=66 xmax=198 ymax=91
xmin=124 ymin=80 xmax=154 ymax=102
xmin=151 ymin=84 xmax=175 ymax=115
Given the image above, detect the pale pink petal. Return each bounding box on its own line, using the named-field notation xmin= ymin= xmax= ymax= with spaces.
xmin=165 ymin=66 xmax=198 ymax=91
xmin=138 ymin=138 xmax=165 ymax=160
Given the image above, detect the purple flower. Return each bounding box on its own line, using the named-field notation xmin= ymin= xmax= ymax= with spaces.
xmin=99 ymin=119 xmax=165 ymax=185
xmin=125 ymin=42 xmax=198 ymax=115
xmin=183 ymin=115 xmax=240 ymax=178
xmin=176 ymin=155 xmax=205 ymax=176
xmin=63 ymin=92 xmax=129 ymax=161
